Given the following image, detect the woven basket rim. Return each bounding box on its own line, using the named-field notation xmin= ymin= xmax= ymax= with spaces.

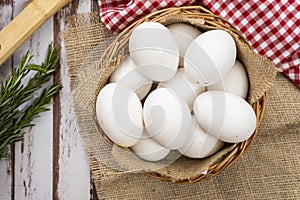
xmin=94 ymin=5 xmax=267 ymax=184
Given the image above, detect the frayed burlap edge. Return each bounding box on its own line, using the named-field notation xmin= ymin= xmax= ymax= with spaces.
xmin=63 ymin=6 xmax=280 ymax=186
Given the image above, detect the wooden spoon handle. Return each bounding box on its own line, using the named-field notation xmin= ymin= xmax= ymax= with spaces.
xmin=0 ymin=0 xmax=73 ymax=65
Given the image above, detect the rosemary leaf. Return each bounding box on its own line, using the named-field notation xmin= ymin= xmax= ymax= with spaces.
xmin=0 ymin=44 xmax=62 ymax=159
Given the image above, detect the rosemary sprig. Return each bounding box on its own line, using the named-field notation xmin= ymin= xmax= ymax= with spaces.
xmin=0 ymin=44 xmax=62 ymax=159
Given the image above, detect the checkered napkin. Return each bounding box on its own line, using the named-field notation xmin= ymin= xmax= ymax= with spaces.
xmin=203 ymin=1 xmax=300 ymax=87
xmin=98 ymin=0 xmax=199 ymax=32
xmin=98 ymin=0 xmax=300 ymax=88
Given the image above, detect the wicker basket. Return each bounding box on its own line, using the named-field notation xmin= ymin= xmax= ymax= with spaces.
xmin=74 ymin=6 xmax=274 ymax=184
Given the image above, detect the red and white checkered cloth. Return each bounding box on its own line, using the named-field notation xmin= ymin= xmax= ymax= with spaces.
xmin=98 ymin=0 xmax=300 ymax=88
xmin=203 ymin=1 xmax=300 ymax=88
xmin=98 ymin=0 xmax=199 ymax=32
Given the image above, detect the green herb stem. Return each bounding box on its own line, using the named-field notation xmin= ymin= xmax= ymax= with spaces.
xmin=0 ymin=44 xmax=62 ymax=159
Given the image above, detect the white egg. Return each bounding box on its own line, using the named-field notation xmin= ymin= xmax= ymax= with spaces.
xmin=131 ymin=131 xmax=170 ymax=162
xmin=208 ymin=60 xmax=249 ymax=99
xmin=96 ymin=83 xmax=143 ymax=147
xmin=193 ymin=91 xmax=257 ymax=143
xmin=168 ymin=23 xmax=201 ymax=67
xmin=143 ymin=88 xmax=192 ymax=149
xmin=158 ymin=68 xmax=205 ymax=110
xmin=178 ymin=116 xmax=224 ymax=158
xmin=109 ymin=56 xmax=153 ymax=100
xmin=129 ymin=22 xmax=179 ymax=82
xmin=184 ymin=30 xmax=237 ymax=86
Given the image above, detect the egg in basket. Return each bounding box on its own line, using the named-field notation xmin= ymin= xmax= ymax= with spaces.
xmin=73 ymin=6 xmax=279 ymax=183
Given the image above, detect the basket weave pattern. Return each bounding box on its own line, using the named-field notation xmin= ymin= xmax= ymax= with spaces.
xmin=72 ymin=6 xmax=278 ymax=184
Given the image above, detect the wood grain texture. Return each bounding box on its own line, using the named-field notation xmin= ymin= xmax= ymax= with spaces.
xmin=0 ymin=0 xmax=12 ymax=5
xmin=0 ymin=2 xmax=16 ymax=199
xmin=0 ymin=158 xmax=12 ymax=200
xmin=0 ymin=1 xmax=14 ymax=76
xmin=0 ymin=1 xmax=96 ymax=199
xmin=0 ymin=0 xmax=73 ymax=65
xmin=54 ymin=1 xmax=93 ymax=199
xmin=12 ymin=1 xmax=55 ymax=198
xmin=13 ymin=28 xmax=51 ymax=198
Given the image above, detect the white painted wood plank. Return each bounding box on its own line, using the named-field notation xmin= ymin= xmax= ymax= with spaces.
xmin=11 ymin=1 xmax=54 ymax=199
xmin=0 ymin=158 xmax=12 ymax=200
xmin=0 ymin=2 xmax=13 ymax=76
xmin=0 ymin=2 xmax=14 ymax=79
xmin=1 ymin=1 xmax=94 ymax=199
xmin=0 ymin=2 xmax=14 ymax=200
xmin=13 ymin=22 xmax=54 ymax=200
xmin=0 ymin=3 xmax=13 ymax=29
xmin=57 ymin=1 xmax=92 ymax=199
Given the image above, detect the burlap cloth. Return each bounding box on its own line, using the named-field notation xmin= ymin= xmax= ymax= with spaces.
xmin=63 ymin=12 xmax=299 ymax=199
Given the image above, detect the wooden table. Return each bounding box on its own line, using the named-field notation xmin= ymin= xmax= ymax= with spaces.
xmin=0 ymin=1 xmax=98 ymax=199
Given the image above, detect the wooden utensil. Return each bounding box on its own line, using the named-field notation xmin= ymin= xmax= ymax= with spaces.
xmin=0 ymin=0 xmax=73 ymax=65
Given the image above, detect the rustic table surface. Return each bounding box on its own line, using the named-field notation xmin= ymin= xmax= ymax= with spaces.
xmin=0 ymin=0 xmax=99 ymax=199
